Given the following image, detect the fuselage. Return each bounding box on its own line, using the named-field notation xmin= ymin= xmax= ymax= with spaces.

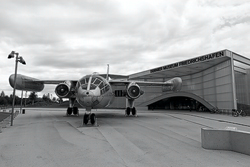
xmin=75 ymin=74 xmax=114 ymax=110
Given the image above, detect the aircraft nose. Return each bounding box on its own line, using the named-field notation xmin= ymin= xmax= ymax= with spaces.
xmin=77 ymin=88 xmax=100 ymax=107
xmin=83 ymin=91 xmax=93 ymax=97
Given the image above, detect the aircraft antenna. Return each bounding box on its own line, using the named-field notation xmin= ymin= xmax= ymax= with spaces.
xmin=106 ymin=64 xmax=109 ymax=80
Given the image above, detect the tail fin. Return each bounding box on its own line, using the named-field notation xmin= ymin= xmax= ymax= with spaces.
xmin=106 ymin=64 xmax=109 ymax=80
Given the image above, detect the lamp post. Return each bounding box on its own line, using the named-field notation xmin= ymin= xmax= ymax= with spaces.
xmin=8 ymin=51 xmax=26 ymax=126
xmin=20 ymin=90 xmax=24 ymax=114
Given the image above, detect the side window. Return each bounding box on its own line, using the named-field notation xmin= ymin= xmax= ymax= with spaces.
xmin=104 ymin=85 xmax=110 ymax=92
xmin=100 ymin=83 xmax=110 ymax=94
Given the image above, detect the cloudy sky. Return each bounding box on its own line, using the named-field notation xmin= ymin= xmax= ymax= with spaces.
xmin=1 ymin=0 xmax=250 ymax=97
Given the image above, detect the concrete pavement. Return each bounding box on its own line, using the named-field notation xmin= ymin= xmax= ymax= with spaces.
xmin=0 ymin=108 xmax=250 ymax=167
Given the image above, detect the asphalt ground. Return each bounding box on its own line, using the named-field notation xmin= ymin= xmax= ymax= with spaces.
xmin=0 ymin=108 xmax=250 ymax=167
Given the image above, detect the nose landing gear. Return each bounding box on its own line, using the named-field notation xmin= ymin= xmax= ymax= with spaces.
xmin=83 ymin=113 xmax=98 ymax=126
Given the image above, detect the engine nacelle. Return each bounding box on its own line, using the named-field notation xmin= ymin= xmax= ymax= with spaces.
xmin=55 ymin=81 xmax=73 ymax=98
xmin=126 ymin=82 xmax=144 ymax=99
xmin=9 ymin=74 xmax=44 ymax=92
xmin=164 ymin=77 xmax=182 ymax=92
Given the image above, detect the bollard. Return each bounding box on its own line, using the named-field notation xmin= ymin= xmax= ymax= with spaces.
xmin=14 ymin=111 xmax=19 ymax=118
xmin=2 ymin=120 xmax=7 ymax=128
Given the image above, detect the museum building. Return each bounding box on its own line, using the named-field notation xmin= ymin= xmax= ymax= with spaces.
xmin=111 ymin=49 xmax=250 ymax=112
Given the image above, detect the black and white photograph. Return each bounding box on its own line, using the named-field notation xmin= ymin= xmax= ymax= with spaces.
xmin=1 ymin=0 xmax=250 ymax=166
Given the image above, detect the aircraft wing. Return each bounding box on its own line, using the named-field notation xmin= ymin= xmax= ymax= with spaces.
xmin=108 ymin=77 xmax=182 ymax=91
xmin=33 ymin=80 xmax=77 ymax=84
xmin=109 ymin=80 xmax=173 ymax=86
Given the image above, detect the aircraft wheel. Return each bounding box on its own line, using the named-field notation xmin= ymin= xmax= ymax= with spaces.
xmin=90 ymin=113 xmax=96 ymax=125
xmin=67 ymin=107 xmax=73 ymax=115
xmin=132 ymin=107 xmax=136 ymax=116
xmin=126 ymin=107 xmax=131 ymax=116
xmin=83 ymin=114 xmax=89 ymax=125
xmin=73 ymin=107 xmax=79 ymax=115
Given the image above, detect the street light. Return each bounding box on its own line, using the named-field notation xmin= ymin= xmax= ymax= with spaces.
xmin=8 ymin=51 xmax=26 ymax=126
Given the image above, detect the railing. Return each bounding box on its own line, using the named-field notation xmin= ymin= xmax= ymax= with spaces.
xmin=210 ymin=108 xmax=232 ymax=115
xmin=210 ymin=108 xmax=249 ymax=116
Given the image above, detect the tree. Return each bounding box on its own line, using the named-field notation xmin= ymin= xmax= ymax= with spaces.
xmin=0 ymin=97 xmax=8 ymax=106
xmin=57 ymin=98 xmax=63 ymax=104
xmin=29 ymin=92 xmax=37 ymax=105
xmin=1 ymin=91 xmax=5 ymax=97
xmin=42 ymin=94 xmax=51 ymax=102
xmin=4 ymin=95 xmax=11 ymax=105
xmin=52 ymin=97 xmax=57 ymax=102
xmin=9 ymin=94 xmax=21 ymax=105
xmin=0 ymin=91 xmax=8 ymax=106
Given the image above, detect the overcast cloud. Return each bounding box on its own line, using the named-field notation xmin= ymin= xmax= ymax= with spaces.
xmin=1 ymin=0 xmax=250 ymax=97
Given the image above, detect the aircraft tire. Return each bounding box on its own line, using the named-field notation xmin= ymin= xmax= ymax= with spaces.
xmin=126 ymin=107 xmax=131 ymax=116
xmin=83 ymin=114 xmax=89 ymax=125
xmin=132 ymin=107 xmax=136 ymax=116
xmin=90 ymin=113 xmax=96 ymax=125
xmin=67 ymin=107 xmax=73 ymax=115
xmin=73 ymin=107 xmax=79 ymax=115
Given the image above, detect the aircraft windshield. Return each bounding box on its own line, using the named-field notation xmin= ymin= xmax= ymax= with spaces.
xmin=77 ymin=75 xmax=110 ymax=95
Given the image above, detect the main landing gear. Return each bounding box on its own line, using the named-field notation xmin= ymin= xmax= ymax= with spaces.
xmin=66 ymin=107 xmax=79 ymax=116
xmin=83 ymin=113 xmax=97 ymax=126
xmin=125 ymin=107 xmax=137 ymax=116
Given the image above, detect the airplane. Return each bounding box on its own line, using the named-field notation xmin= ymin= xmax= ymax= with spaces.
xmin=9 ymin=66 xmax=182 ymax=125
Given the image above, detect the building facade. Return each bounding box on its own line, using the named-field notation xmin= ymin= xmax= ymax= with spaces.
xmin=111 ymin=50 xmax=250 ymax=112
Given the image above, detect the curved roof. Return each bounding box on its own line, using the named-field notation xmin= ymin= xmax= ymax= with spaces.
xmin=129 ymin=49 xmax=249 ymax=80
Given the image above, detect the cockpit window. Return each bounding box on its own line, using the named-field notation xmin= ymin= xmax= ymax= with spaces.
xmin=85 ymin=78 xmax=89 ymax=84
xmin=80 ymin=78 xmax=86 ymax=85
xmin=81 ymin=84 xmax=87 ymax=89
xmin=90 ymin=84 xmax=97 ymax=90
xmin=99 ymin=82 xmax=104 ymax=89
xmin=79 ymin=75 xmax=90 ymax=90
xmin=93 ymin=78 xmax=101 ymax=85
xmin=78 ymin=75 xmax=110 ymax=94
